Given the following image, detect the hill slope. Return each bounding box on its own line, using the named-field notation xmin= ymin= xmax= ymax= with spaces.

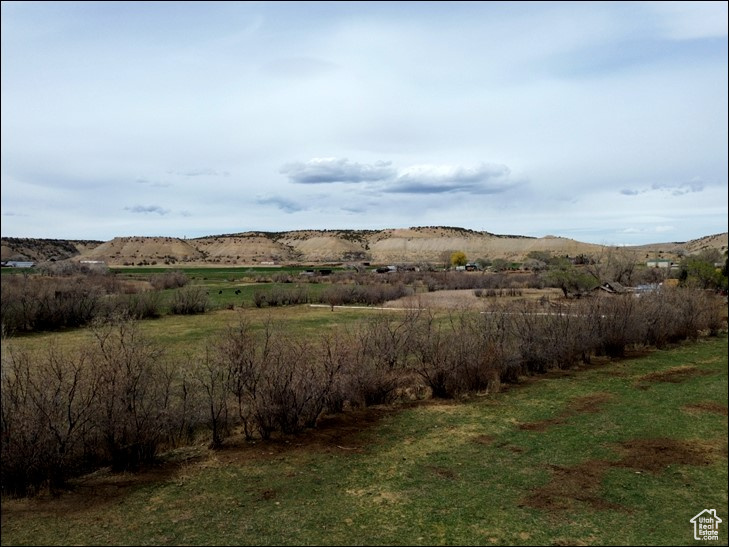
xmin=0 ymin=237 xmax=102 ymax=263
xmin=3 ymin=228 xmax=727 ymax=266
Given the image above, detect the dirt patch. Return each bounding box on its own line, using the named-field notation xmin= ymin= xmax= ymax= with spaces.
xmin=635 ymin=365 xmax=707 ymax=386
xmin=523 ymin=437 xmax=723 ymax=514
xmin=567 ymin=393 xmax=614 ymax=413
xmin=1 ymin=458 xmax=199 ymax=518
xmin=1 ymin=404 xmax=400 ymax=519
xmin=682 ymin=401 xmax=729 ymax=416
xmin=519 ymin=392 xmax=614 ymax=431
xmin=216 ymin=405 xmax=400 ymax=465
xmin=614 ymin=438 xmax=718 ymax=472
xmin=471 ymin=434 xmax=495 ymax=445
xmin=526 ymin=460 xmax=622 ymax=512
xmin=258 ymin=488 xmax=277 ymax=501
xmin=426 ymin=465 xmax=459 ymax=480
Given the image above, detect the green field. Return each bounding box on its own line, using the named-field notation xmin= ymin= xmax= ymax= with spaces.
xmin=2 ymin=335 xmax=727 ymax=546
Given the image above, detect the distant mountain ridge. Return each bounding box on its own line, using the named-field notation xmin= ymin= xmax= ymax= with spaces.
xmin=1 ymin=227 xmax=727 ymax=266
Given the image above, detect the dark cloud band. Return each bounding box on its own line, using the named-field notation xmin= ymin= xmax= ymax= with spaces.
xmin=124 ymin=205 xmax=170 ymax=215
xmin=281 ymin=158 xmax=396 ymax=184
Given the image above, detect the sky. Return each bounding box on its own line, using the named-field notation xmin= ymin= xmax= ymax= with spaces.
xmin=1 ymin=1 xmax=728 ymax=245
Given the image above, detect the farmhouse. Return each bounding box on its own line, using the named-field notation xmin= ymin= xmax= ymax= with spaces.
xmin=594 ymin=281 xmax=630 ymax=294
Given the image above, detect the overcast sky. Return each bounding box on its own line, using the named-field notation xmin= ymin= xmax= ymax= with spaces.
xmin=1 ymin=1 xmax=727 ymax=244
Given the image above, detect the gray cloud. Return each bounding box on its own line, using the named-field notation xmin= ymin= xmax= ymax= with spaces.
xmin=125 ymin=205 xmax=170 ymax=215
xmin=135 ymin=178 xmax=171 ymax=188
xmin=623 ymin=179 xmax=706 ymax=197
xmin=341 ymin=205 xmax=368 ymax=214
xmin=281 ymin=158 xmax=396 ymax=184
xmin=652 ymin=180 xmax=704 ymax=196
xmin=256 ymin=196 xmax=305 ymax=213
xmin=280 ymin=158 xmax=517 ymax=195
xmin=167 ymin=169 xmax=230 ymax=177
xmin=387 ymin=163 xmax=514 ymax=194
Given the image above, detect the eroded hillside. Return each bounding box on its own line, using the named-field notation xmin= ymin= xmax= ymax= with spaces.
xmin=3 ymin=228 xmax=727 ymax=266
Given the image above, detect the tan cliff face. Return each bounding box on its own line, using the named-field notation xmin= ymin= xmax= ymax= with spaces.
xmin=2 ymin=228 xmax=727 ymax=266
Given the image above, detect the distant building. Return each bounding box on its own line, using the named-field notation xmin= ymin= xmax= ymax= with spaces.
xmin=646 ymin=259 xmax=673 ymax=268
xmin=1 ymin=261 xmax=35 ymax=268
xmin=634 ymin=283 xmax=662 ymax=294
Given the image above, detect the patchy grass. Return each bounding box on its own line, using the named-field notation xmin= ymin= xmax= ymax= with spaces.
xmin=3 ymin=305 xmax=382 ymax=359
xmin=2 ymin=336 xmax=727 ymax=546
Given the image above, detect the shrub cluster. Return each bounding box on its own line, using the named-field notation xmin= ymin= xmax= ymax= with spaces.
xmin=317 ymin=283 xmax=412 ymax=307
xmin=253 ymin=285 xmax=310 ymax=308
xmin=0 ymin=275 xmax=106 ymax=333
xmin=474 ymin=288 xmax=523 ymax=298
xmin=169 ymin=286 xmax=210 ymax=315
xmin=1 ymin=321 xmax=190 ymax=496
xmin=421 ymin=271 xmax=541 ymax=292
xmin=1 ymin=273 xmax=207 ymax=334
xmin=149 ymin=270 xmax=189 ymax=290
xmin=2 ymin=288 xmax=725 ymax=497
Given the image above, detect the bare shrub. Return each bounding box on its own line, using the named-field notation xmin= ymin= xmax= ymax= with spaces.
xmin=593 ymin=295 xmax=646 ymax=357
xmin=217 ymin=320 xmax=266 ymax=440
xmin=411 ymin=310 xmax=499 ymax=398
xmin=111 ymin=291 xmax=164 ymax=320
xmin=169 ymin=286 xmax=210 ymax=315
xmin=253 ymin=285 xmax=310 ymax=308
xmin=197 ymin=347 xmax=231 ymax=448
xmin=318 ymin=283 xmax=411 ymax=307
xmin=150 ymin=270 xmax=189 ymax=290
xmin=89 ymin=319 xmax=174 ymax=471
xmin=639 ymin=289 xmax=684 ymax=348
xmin=1 ymin=275 xmax=104 ymax=333
xmin=253 ymin=289 xmax=268 ymax=308
xmin=343 ymin=312 xmax=419 ymax=405
xmin=206 ymin=319 xmax=349 ymax=442
xmin=1 ymin=346 xmax=59 ymax=496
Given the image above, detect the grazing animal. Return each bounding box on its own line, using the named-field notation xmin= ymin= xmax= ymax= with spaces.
xmin=218 ymin=290 xmax=223 ymax=294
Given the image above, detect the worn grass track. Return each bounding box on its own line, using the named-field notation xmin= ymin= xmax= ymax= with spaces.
xmin=2 ymin=336 xmax=727 ymax=546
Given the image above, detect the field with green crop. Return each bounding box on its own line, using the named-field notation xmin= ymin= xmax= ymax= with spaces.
xmin=2 ymin=335 xmax=727 ymax=546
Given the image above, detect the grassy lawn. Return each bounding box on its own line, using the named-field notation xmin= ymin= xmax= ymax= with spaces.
xmin=2 ymin=335 xmax=727 ymax=546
